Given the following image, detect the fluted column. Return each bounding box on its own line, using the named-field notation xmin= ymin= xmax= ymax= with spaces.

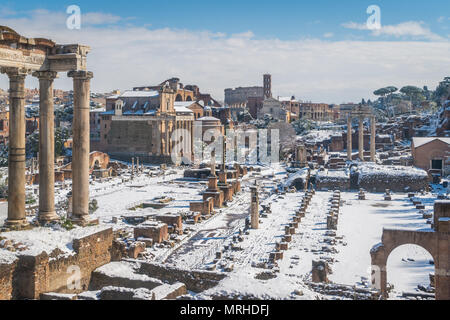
xmin=34 ymin=71 xmax=59 ymax=223
xmin=68 ymin=71 xmax=93 ymax=225
xmin=370 ymin=116 xmax=376 ymax=162
xmin=359 ymin=116 xmax=364 ymax=162
xmin=347 ymin=116 xmax=352 ymax=161
xmin=2 ymin=68 xmax=28 ymax=227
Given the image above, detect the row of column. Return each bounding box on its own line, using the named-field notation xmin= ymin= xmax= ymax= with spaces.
xmin=347 ymin=115 xmax=376 ymax=162
xmin=2 ymin=67 xmax=93 ymax=227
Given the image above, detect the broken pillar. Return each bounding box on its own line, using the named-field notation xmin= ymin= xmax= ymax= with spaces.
xmin=250 ymin=186 xmax=259 ymax=229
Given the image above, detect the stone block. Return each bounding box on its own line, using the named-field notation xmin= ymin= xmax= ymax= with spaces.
xmin=134 ymin=222 xmax=169 ymax=244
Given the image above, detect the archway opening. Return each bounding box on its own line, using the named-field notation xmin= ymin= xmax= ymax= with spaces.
xmin=386 ymin=244 xmax=435 ymax=300
xmin=175 ymin=94 xmax=183 ymax=102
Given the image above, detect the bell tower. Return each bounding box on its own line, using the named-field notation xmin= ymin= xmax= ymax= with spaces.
xmin=263 ymin=74 xmax=272 ymax=99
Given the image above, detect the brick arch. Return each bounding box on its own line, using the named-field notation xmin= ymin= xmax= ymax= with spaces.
xmin=371 ymin=229 xmax=439 ymax=298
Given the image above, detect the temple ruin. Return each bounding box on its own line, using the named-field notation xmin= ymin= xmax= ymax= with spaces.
xmin=347 ymin=105 xmax=376 ymax=162
xmin=0 ymin=26 xmax=93 ymax=227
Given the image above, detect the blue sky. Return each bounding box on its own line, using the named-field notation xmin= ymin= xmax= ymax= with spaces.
xmin=2 ymin=0 xmax=449 ymax=40
xmin=0 ymin=1 xmax=449 ymax=103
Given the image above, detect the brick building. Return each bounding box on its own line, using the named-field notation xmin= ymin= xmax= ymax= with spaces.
xmin=412 ymin=137 xmax=450 ymax=176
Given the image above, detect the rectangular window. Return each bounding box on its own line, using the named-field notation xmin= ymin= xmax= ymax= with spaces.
xmin=431 ymin=159 xmax=443 ymax=170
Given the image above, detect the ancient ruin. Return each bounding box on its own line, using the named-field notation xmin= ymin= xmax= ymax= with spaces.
xmin=371 ymin=201 xmax=449 ymax=300
xmin=0 ymin=26 xmax=93 ymax=227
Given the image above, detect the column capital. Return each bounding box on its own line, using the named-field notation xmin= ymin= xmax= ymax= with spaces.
xmin=32 ymin=71 xmax=58 ymax=80
xmin=68 ymin=70 xmax=93 ymax=80
xmin=0 ymin=67 xmax=29 ymax=79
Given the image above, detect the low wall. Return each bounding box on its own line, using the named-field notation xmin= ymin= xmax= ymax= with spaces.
xmin=136 ymin=262 xmax=226 ymax=293
xmin=357 ymin=165 xmax=428 ymax=192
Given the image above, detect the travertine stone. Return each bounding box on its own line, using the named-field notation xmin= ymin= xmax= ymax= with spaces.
xmin=68 ymin=70 xmax=94 ymax=225
xmin=33 ymin=71 xmax=60 ymax=223
xmin=2 ymin=68 xmax=29 ymax=227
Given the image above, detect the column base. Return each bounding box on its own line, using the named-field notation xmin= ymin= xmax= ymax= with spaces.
xmin=70 ymin=215 xmax=99 ymax=227
xmin=38 ymin=211 xmax=60 ymax=224
xmin=4 ymin=218 xmax=30 ymax=231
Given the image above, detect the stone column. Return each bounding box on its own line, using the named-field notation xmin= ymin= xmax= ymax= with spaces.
xmin=250 ymin=186 xmax=259 ymax=229
xmin=3 ymin=68 xmax=28 ymax=227
xmin=370 ymin=116 xmax=376 ymax=162
xmin=347 ymin=116 xmax=352 ymax=161
xmin=68 ymin=71 xmax=93 ymax=225
xmin=359 ymin=116 xmax=364 ymax=162
xmin=34 ymin=71 xmax=60 ymax=223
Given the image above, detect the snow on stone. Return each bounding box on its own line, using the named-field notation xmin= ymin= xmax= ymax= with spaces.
xmin=357 ymin=163 xmax=428 ymax=180
xmin=0 ymin=250 xmax=18 ymax=265
xmin=301 ymin=130 xmax=342 ymax=144
xmin=284 ymin=168 xmax=309 ymax=189
xmin=1 ymin=224 xmax=110 ymax=259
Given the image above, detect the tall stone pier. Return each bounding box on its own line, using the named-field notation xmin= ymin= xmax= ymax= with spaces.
xmin=3 ymin=68 xmax=28 ymax=227
xmin=370 ymin=116 xmax=376 ymax=162
xmin=358 ymin=117 xmax=364 ymax=161
xmin=69 ymin=71 xmax=94 ymax=225
xmin=34 ymin=71 xmax=59 ymax=223
xmin=347 ymin=117 xmax=352 ymax=161
xmin=250 ymin=186 xmax=259 ymax=229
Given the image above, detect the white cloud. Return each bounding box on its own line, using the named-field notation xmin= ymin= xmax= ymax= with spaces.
xmin=82 ymin=12 xmax=123 ymax=25
xmin=0 ymin=10 xmax=449 ymax=104
xmin=343 ymin=21 xmax=444 ymax=41
xmin=323 ymin=32 xmax=334 ymax=38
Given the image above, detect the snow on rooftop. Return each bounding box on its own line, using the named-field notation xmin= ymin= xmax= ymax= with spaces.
xmin=412 ymin=137 xmax=450 ymax=148
xmin=174 ymin=105 xmax=194 ymax=114
xmin=197 ymin=116 xmax=220 ymax=121
xmin=120 ymin=90 xmax=159 ymax=98
xmin=174 ymin=101 xmax=196 ymax=108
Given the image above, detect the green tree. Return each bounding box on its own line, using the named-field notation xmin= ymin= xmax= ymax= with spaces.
xmin=55 ymin=127 xmax=70 ymax=157
xmin=400 ymin=86 xmax=425 ymax=107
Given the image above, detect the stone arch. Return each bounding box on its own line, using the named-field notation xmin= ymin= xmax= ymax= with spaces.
xmin=371 ymin=229 xmax=438 ymax=298
xmin=186 ymin=96 xmax=192 ymax=101
xmin=386 ymin=243 xmax=435 ymax=295
xmin=175 ymin=94 xmax=183 ymax=102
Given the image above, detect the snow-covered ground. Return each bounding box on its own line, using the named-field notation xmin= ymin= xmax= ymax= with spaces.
xmin=0 ymin=162 xmax=443 ymax=300
xmin=330 ymin=192 xmax=434 ymax=298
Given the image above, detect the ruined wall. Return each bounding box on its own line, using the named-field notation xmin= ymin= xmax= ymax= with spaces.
xmin=357 ymin=169 xmax=428 ymax=192
xmin=0 ymin=259 xmax=17 ymax=300
xmin=1 ymin=228 xmax=113 ymax=300
xmin=137 ymin=262 xmax=226 ymax=293
xmin=316 ymin=171 xmax=350 ymax=191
